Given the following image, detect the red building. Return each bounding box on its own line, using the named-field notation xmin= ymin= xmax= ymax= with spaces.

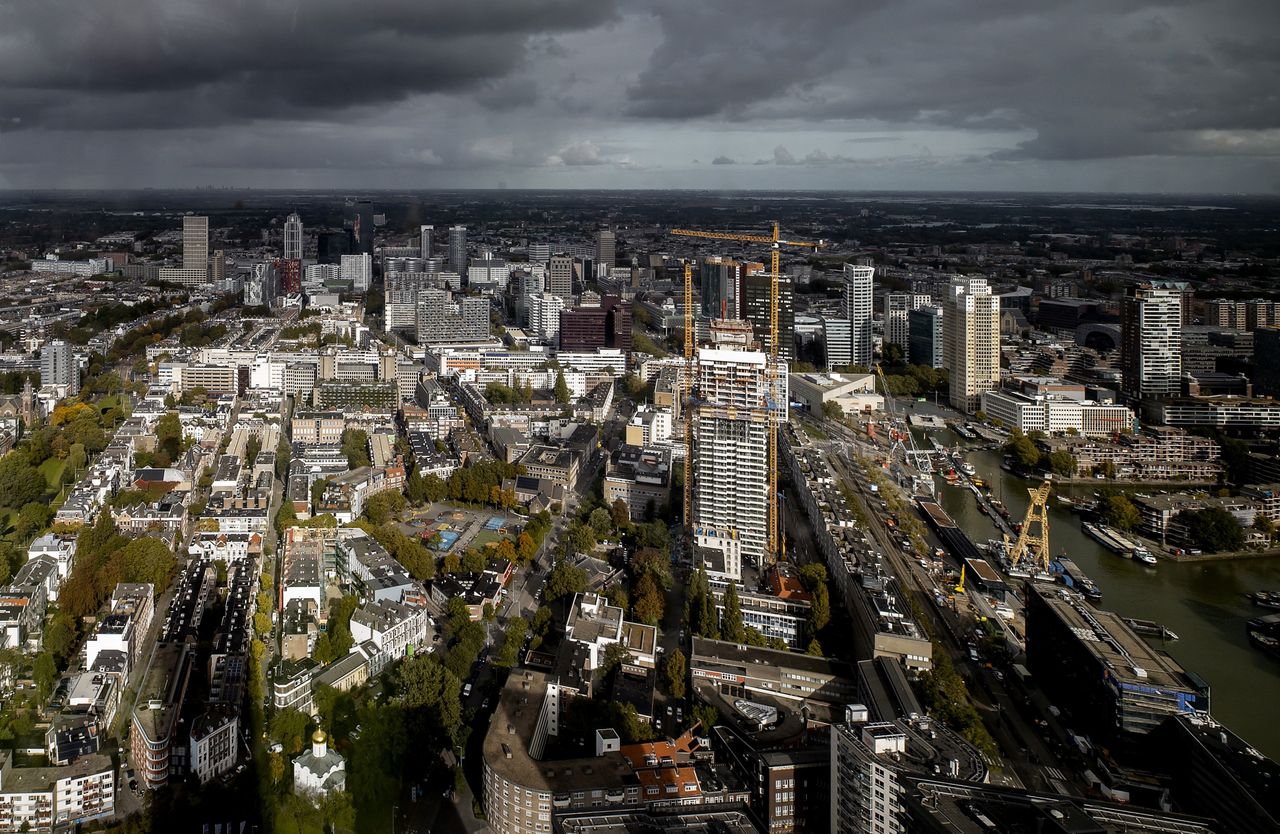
xmin=558 ymin=295 xmax=633 ymax=354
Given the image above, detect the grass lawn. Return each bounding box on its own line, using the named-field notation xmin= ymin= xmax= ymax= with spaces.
xmin=471 ymin=529 xmax=507 ymax=550
xmin=38 ymin=457 xmax=67 ymax=491
xmin=802 ymin=421 xmax=829 ymax=440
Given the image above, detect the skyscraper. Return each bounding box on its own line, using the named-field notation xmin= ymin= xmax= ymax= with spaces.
xmin=548 ymin=254 xmax=574 ymax=302
xmin=741 ymin=270 xmax=795 ymax=362
xmin=908 ymin=306 xmax=944 ymax=369
xmin=1121 ymin=282 xmax=1183 ymax=400
xmin=943 ymin=276 xmax=1000 ymax=413
xmin=558 ymin=296 xmax=633 ymax=355
xmin=40 ymin=340 xmax=78 ymax=396
xmin=183 ymin=214 xmax=209 ymax=268
xmin=416 ymin=289 xmax=489 ymax=344
xmin=283 ymin=213 xmax=303 ymax=260
xmin=448 ymin=225 xmax=468 ymax=280
xmin=352 ymin=199 xmax=375 ymax=254
xmin=700 ymin=257 xmax=741 ymax=320
xmin=883 ymin=293 xmax=932 ymax=352
xmin=692 ymin=347 xmax=771 ymax=565
xmin=419 ymin=225 xmax=433 ymax=260
xmin=843 ymin=264 xmax=874 ymax=367
xmin=317 ymin=230 xmax=353 ymax=265
xmin=595 ymin=229 xmax=616 ymax=272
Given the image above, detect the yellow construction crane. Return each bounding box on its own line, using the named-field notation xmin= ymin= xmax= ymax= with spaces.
xmin=669 ymin=224 xmax=824 ymax=564
xmin=1008 ymin=480 xmax=1053 ymax=573
xmin=954 ymin=564 xmax=967 ymax=594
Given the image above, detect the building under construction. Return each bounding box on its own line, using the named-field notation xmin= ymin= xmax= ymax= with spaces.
xmin=1025 ymin=582 xmax=1210 ymax=747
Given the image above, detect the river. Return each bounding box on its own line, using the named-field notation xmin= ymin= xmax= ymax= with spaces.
xmin=925 ymin=433 xmax=1280 ymax=760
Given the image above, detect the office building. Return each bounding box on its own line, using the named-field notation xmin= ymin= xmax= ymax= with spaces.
xmin=831 ymin=713 xmax=986 ymax=834
xmin=40 ymin=340 xmax=79 ymax=396
xmin=1204 ymin=297 xmax=1278 ymax=331
xmin=275 ymin=258 xmax=302 ymax=295
xmin=159 ymin=214 xmax=210 ymax=286
xmin=448 ymin=225 xmax=468 ymax=280
xmin=419 ymin=225 xmax=433 ymax=260
xmin=713 ymin=726 xmax=829 ymax=834
xmin=416 ymin=289 xmax=489 ymax=344
xmin=596 ymin=229 xmax=616 ymax=271
xmin=283 ymin=212 xmax=303 ymax=260
xmin=692 ymin=348 xmax=771 ymax=564
xmin=843 ymin=264 xmax=874 ymax=367
xmin=1024 ymin=582 xmax=1208 ymax=746
xmin=244 ymin=262 xmax=280 ymax=307
xmin=1121 ymin=282 xmax=1183 ymax=400
xmin=558 ymin=295 xmax=633 ymax=355
xmin=340 ymin=253 xmax=372 ymax=292
xmin=352 ymin=199 xmax=374 ymax=254
xmin=384 ymin=273 xmax=422 ymax=333
xmin=884 ymin=293 xmax=932 ymax=351
xmin=943 ymin=277 xmax=1000 ymax=413
xmin=701 ymin=257 xmax=742 ymax=320
xmin=316 ymin=230 xmax=353 ymax=264
xmin=1159 ymin=712 xmax=1280 ymax=834
xmin=822 ymin=316 xmax=852 ymax=369
xmin=548 ymin=254 xmax=574 ymax=301
xmin=1257 ymin=327 xmax=1280 ymax=396
xmin=908 ymin=306 xmax=943 ymax=368
xmin=741 ymin=271 xmax=794 ymax=362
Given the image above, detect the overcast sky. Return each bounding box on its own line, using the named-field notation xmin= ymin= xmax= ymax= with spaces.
xmin=1 ymin=0 xmax=1277 ymax=192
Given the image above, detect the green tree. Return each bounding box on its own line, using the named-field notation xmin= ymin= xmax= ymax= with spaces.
xmin=821 ymin=400 xmax=844 ymax=421
xmin=1101 ymin=494 xmax=1142 ymax=531
xmin=1047 ymin=450 xmax=1077 ymax=477
xmin=806 ymin=638 xmax=824 ymax=656
xmin=568 ymin=521 xmax=596 ymax=554
xmin=808 ymin=582 xmax=831 ymax=633
xmin=665 ymin=647 xmax=686 ymax=700
xmin=275 ymin=437 xmax=292 ymax=481
xmin=545 ymin=559 xmax=587 ymax=603
xmin=494 ymin=616 xmax=529 ymax=667
xmin=631 ymin=547 xmax=672 ymax=589
xmin=610 ymin=498 xmax=631 ymax=529
xmin=721 ymin=582 xmax=745 ymax=643
xmin=33 ymin=652 xmax=57 ymax=700
xmin=0 ymin=456 xmax=45 ymax=508
xmin=1179 ymin=507 xmax=1246 ymax=553
xmin=589 ymin=507 xmax=614 ymax=539
xmin=632 ymin=573 xmax=665 ymax=625
xmin=797 ymin=562 xmax=828 ymax=590
xmin=554 ymin=370 xmax=571 ymax=405
xmin=341 ymin=428 xmax=371 ymax=469
xmin=269 ymin=708 xmax=313 ymax=756
xmin=1004 ymin=432 xmax=1041 ymax=469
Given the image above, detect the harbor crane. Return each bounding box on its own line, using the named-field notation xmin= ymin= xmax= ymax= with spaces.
xmin=669 ymin=224 xmax=824 ymax=564
xmin=1008 ymin=479 xmax=1053 ymax=573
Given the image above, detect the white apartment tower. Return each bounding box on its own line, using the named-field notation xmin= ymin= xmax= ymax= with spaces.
xmin=883 ymin=293 xmax=932 ymax=351
xmin=448 ymin=225 xmax=468 ymax=280
xmin=283 ymin=213 xmax=303 ymax=260
xmin=843 ymin=264 xmax=874 ymax=367
xmin=1122 ymin=283 xmax=1183 ymax=400
xmin=943 ymin=276 xmax=1001 ymax=413
xmin=40 ymin=340 xmax=79 ymax=396
xmin=340 ymin=253 xmax=372 ymax=292
xmin=528 ymin=292 xmax=566 ymax=341
xmin=692 ymin=347 xmax=771 ymax=565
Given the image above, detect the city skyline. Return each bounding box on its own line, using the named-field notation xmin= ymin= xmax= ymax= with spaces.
xmin=0 ymin=1 xmax=1277 ymax=193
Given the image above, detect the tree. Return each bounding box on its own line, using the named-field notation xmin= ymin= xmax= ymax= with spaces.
xmin=808 ymin=582 xmax=831 ymax=633
xmin=568 ymin=521 xmax=596 ymax=554
xmin=691 ymin=703 xmax=719 ymax=733
xmin=1101 ymin=494 xmax=1142 ymax=531
xmin=589 ymin=507 xmax=614 ymax=539
xmin=610 ymin=498 xmax=631 ymax=529
xmin=1254 ymin=514 xmax=1275 ymax=540
xmin=516 ymin=531 xmax=537 ymax=562
xmin=545 ymin=559 xmax=587 ymax=603
xmin=0 ymin=456 xmax=45 ymax=508
xmin=495 ymin=616 xmax=529 ymax=667
xmin=631 ymin=547 xmax=672 ymax=589
xmin=254 ymin=612 xmax=272 ymax=637
xmin=1004 ymin=432 xmax=1041 ymax=469
xmin=15 ymin=502 xmax=52 ymax=542
xmin=1179 ymin=507 xmax=1246 ymax=553
xmin=33 ymin=652 xmax=57 ymax=700
xmin=663 ymin=649 xmax=687 ymax=699
xmin=821 ymin=400 xmax=844 ymax=422
xmin=1047 ymin=450 xmax=1077 ymax=477
xmin=807 ymin=638 xmax=824 ymax=656
xmin=341 ymin=428 xmax=371 ymax=469
xmin=632 ymin=573 xmax=665 ymax=625
xmin=721 ymin=582 xmax=745 ymax=643
xmin=276 ymin=437 xmax=292 ymax=481
xmin=554 ymin=370 xmax=571 ymax=405
xmin=269 ymin=708 xmax=313 ymax=756
xmin=797 ymin=562 xmax=828 ymax=591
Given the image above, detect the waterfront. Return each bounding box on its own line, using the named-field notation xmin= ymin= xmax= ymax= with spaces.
xmin=929 ymin=435 xmax=1280 ymax=760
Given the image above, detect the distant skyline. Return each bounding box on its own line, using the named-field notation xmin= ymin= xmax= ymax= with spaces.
xmin=1 ymin=1 xmax=1278 ymax=193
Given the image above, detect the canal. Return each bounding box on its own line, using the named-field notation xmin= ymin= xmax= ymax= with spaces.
xmin=925 ymin=433 xmax=1280 ymax=760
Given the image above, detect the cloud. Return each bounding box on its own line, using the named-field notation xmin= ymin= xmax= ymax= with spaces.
xmin=711 ymin=155 xmax=737 ymax=165
xmin=773 ymin=145 xmax=798 ymax=165
xmin=545 ymin=140 xmax=607 ymax=166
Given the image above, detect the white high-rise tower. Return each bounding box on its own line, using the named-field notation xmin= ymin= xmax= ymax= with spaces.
xmin=843 ymin=263 xmax=874 ymax=367
xmin=943 ymin=276 xmax=1000 ymax=413
xmin=283 ymin=213 xmax=303 ymax=260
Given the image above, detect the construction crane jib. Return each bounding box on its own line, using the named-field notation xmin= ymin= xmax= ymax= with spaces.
xmin=669 ymin=224 xmax=824 ymax=564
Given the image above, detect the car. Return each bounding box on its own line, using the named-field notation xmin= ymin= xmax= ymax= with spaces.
xmin=993 ymin=670 xmax=1004 ymax=681
xmin=666 ymin=705 xmax=673 ymax=715
xmin=482 ymin=697 xmax=491 ymax=709
xmin=268 ymin=743 xmax=283 ymax=754
xmin=235 ymin=764 xmax=246 ymax=774
xmin=463 ymin=683 xmax=472 ymax=697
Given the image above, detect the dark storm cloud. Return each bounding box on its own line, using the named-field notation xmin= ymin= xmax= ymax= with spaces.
xmin=627 ymin=0 xmax=1280 ymax=161
xmin=0 ymin=0 xmax=618 ymax=130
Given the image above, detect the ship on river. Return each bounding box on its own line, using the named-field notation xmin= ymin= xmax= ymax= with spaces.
xmin=1249 ymin=590 xmax=1280 ymax=610
xmin=1082 ymin=522 xmax=1139 ymax=558
xmin=1051 ymin=555 xmax=1103 ymax=603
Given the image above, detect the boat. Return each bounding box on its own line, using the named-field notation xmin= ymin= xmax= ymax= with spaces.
xmin=960 ymin=462 xmax=977 ymax=476
xmin=1051 ymin=556 xmax=1103 ymax=603
xmin=1134 ymin=547 xmax=1158 ymax=566
xmin=1249 ymin=630 xmax=1280 ymax=657
xmin=1081 ymin=522 xmax=1134 ymax=557
xmin=1247 ymin=612 xmax=1280 ymax=657
xmin=1248 ymin=590 xmax=1280 ymax=610
xmin=1123 ymin=617 xmax=1178 ymax=640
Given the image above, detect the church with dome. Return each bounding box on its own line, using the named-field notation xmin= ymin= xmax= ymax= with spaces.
xmin=293 ymin=728 xmax=346 ymax=796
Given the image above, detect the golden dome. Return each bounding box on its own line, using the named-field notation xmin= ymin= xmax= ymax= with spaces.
xmin=312 ymin=728 xmax=326 ymax=744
